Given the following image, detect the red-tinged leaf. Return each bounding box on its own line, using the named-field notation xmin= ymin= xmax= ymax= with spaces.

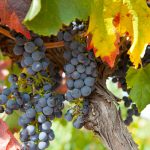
xmin=0 ymin=0 xmax=31 ymax=39
xmin=0 ymin=119 xmax=21 ymax=150
xmin=86 ymin=1 xmax=120 ymax=68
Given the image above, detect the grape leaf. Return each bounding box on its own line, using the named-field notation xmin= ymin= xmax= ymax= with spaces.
xmin=126 ymin=64 xmax=150 ymax=111
xmin=0 ymin=119 xmax=20 ymax=150
xmin=2 ymin=111 xmax=21 ymax=133
xmin=87 ymin=0 xmax=121 ymax=67
xmin=125 ymin=0 xmax=150 ymax=68
xmin=24 ymin=0 xmax=91 ymax=35
xmin=0 ymin=0 xmax=31 ymax=39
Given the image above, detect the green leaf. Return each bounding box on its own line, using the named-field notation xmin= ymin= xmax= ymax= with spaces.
xmin=24 ymin=0 xmax=91 ymax=35
xmin=2 ymin=111 xmax=21 ymax=133
xmin=126 ymin=64 xmax=150 ymax=111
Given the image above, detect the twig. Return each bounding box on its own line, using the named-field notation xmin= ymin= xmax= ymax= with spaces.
xmin=44 ymin=41 xmax=64 ymax=49
xmin=0 ymin=27 xmax=15 ymax=40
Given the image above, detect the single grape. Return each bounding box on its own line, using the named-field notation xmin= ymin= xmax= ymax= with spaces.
xmin=21 ymin=59 xmax=26 ymax=68
xmin=16 ymin=36 xmax=26 ymax=46
xmin=42 ymin=61 xmax=49 ymax=70
xmin=57 ymin=31 xmax=64 ymax=41
xmin=43 ymin=106 xmax=53 ymax=116
xmin=73 ymin=118 xmax=83 ymax=129
xmin=27 ymin=141 xmax=37 ymax=150
xmin=81 ymin=86 xmax=92 ymax=97
xmin=65 ymin=64 xmax=75 ymax=74
xmin=38 ymin=97 xmax=47 ymax=108
xmin=22 ymin=93 xmax=30 ymax=103
xmin=13 ymin=45 xmax=24 ymax=56
xmin=2 ymin=88 xmax=11 ymax=96
xmin=26 ymin=108 xmax=36 ymax=119
xmin=63 ymin=31 xmax=72 ymax=41
xmin=66 ymin=79 xmax=74 ymax=89
xmin=0 ymin=94 xmax=8 ymax=104
xmin=20 ymin=114 xmax=32 ymax=125
xmin=80 ymin=73 xmax=87 ymax=79
xmin=26 ymin=125 xmax=36 ymax=135
xmin=65 ymin=91 xmax=74 ymax=101
xmin=34 ymin=37 xmax=43 ymax=47
xmin=32 ymin=62 xmax=42 ymax=72
xmin=76 ymin=64 xmax=85 ymax=73
xmin=20 ymin=129 xmax=28 ymax=142
xmin=24 ymin=42 xmax=36 ymax=53
xmin=71 ymin=71 xmax=80 ymax=80
xmin=39 ymin=132 xmax=48 ymax=141
xmin=30 ymin=133 xmax=39 ymax=142
xmin=47 ymin=97 xmax=56 ymax=107
xmin=24 ymin=56 xmax=33 ymax=66
xmin=5 ymin=108 xmax=13 ymax=114
xmin=8 ymin=74 xmax=18 ymax=83
xmin=6 ymin=100 xmax=19 ymax=110
xmin=27 ymin=67 xmax=35 ymax=75
xmin=38 ymin=141 xmax=47 ymax=150
xmin=71 ymin=89 xmax=81 ymax=99
xmin=74 ymin=79 xmax=84 ymax=89
xmin=64 ymin=111 xmax=73 ymax=121
xmin=32 ymin=51 xmax=43 ymax=61
xmin=85 ymin=66 xmax=93 ymax=75
xmin=20 ymin=73 xmax=27 ymax=79
xmin=42 ymin=121 xmax=52 ymax=131
xmin=48 ymin=129 xmax=55 ymax=141
xmin=77 ymin=53 xmax=86 ymax=63
xmin=43 ymin=84 xmax=52 ymax=91
xmin=35 ymin=104 xmax=43 ymax=112
xmin=38 ymin=114 xmax=46 ymax=123
xmin=10 ymin=84 xmax=18 ymax=93
xmin=84 ymin=77 xmax=95 ymax=87
xmin=71 ymin=58 xmax=78 ymax=66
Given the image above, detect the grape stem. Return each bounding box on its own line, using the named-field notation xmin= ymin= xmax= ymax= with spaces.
xmin=0 ymin=27 xmax=16 ymax=40
xmin=44 ymin=41 xmax=64 ymax=49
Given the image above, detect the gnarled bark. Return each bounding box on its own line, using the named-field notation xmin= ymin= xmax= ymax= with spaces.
xmin=84 ymin=79 xmax=138 ymax=150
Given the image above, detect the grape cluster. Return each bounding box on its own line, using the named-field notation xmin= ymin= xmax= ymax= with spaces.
xmin=0 ymin=35 xmax=66 ymax=150
xmin=111 ymin=52 xmax=140 ymax=126
xmin=19 ymin=93 xmax=64 ymax=150
xmin=64 ymin=99 xmax=90 ymax=129
xmin=61 ymin=31 xmax=97 ymax=101
xmin=57 ymin=23 xmax=96 ymax=129
xmin=13 ymin=36 xmax=49 ymax=74
xmin=122 ymin=96 xmax=140 ymax=125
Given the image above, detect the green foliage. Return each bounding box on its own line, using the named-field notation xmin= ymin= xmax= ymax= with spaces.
xmin=0 ymin=111 xmax=21 ymax=133
xmin=24 ymin=0 xmax=91 ymax=35
xmin=48 ymin=120 xmax=106 ymax=150
xmin=126 ymin=64 xmax=150 ymax=111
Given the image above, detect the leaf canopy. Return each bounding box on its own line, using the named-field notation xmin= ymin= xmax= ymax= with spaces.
xmin=24 ymin=0 xmax=91 ymax=35
xmin=126 ymin=64 xmax=150 ymax=111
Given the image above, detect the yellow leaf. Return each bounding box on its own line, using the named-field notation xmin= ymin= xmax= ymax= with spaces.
xmin=87 ymin=0 xmax=120 ymax=68
xmin=87 ymin=0 xmax=150 ymax=68
xmin=125 ymin=0 xmax=150 ymax=68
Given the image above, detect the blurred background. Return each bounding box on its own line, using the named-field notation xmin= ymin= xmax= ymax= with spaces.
xmin=0 ymin=54 xmax=150 ymax=150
